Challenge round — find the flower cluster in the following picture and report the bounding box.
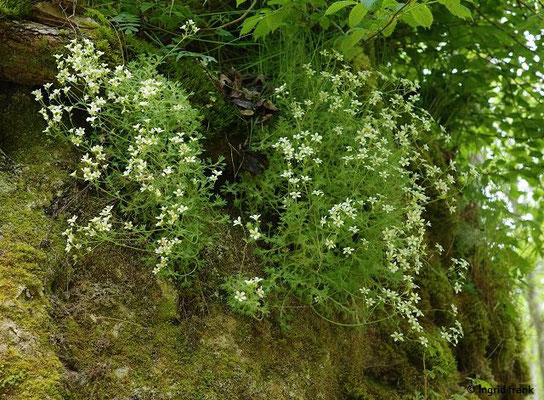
[233,214,262,242]
[35,39,224,278]
[223,275,268,319]
[62,206,113,256]
[449,257,470,294]
[233,50,470,348]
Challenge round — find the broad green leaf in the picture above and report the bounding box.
[382,18,397,37]
[325,1,357,15]
[382,0,400,9]
[362,0,379,9]
[517,12,544,30]
[253,18,271,38]
[341,28,367,55]
[410,4,433,28]
[438,0,471,20]
[400,12,419,27]
[348,4,368,28]
[266,9,290,32]
[240,15,261,35]
[216,28,234,38]
[140,2,155,12]
[318,15,331,29]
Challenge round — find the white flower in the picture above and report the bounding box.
[440,329,451,341]
[249,214,261,221]
[234,291,247,302]
[274,83,288,96]
[419,336,429,348]
[410,293,421,304]
[180,19,199,35]
[310,133,322,143]
[342,247,354,256]
[453,282,462,294]
[256,287,265,298]
[290,191,301,199]
[244,277,263,286]
[32,89,43,102]
[249,227,261,241]
[325,239,336,249]
[391,331,404,342]
[233,217,242,227]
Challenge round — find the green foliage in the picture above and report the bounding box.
[87,0,194,35]
[226,44,470,353]
[110,11,141,34]
[383,0,544,258]
[0,0,30,18]
[35,39,226,282]
[1,0,539,391]
[222,275,269,319]
[239,0,473,56]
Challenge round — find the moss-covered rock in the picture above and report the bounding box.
[0,84,71,399]
[0,39,529,400]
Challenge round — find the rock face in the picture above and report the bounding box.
[0,19,67,85]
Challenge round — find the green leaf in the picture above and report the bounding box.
[517,12,544,30]
[362,0,379,9]
[318,15,331,29]
[325,1,357,15]
[140,2,155,12]
[437,0,471,20]
[216,28,234,38]
[340,28,367,55]
[348,4,368,27]
[240,15,261,35]
[400,12,419,27]
[237,0,249,6]
[382,18,397,37]
[410,4,433,28]
[253,19,271,38]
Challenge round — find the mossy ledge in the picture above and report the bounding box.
[0,84,70,399]
[0,44,528,400]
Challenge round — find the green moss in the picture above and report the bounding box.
[345,378,406,400]
[0,86,70,399]
[0,34,60,86]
